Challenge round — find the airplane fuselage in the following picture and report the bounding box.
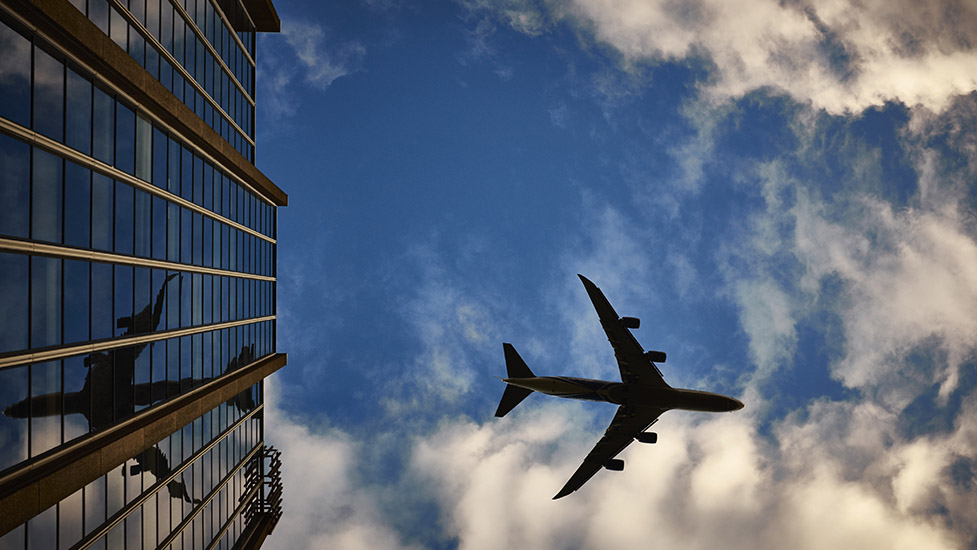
[502,376,743,413]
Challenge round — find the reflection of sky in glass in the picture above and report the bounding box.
[0,22,30,127]
[28,503,56,549]
[30,360,61,458]
[32,44,63,143]
[0,135,29,239]
[0,365,28,473]
[59,488,84,550]
[0,252,28,353]
[63,355,89,441]
[84,478,106,546]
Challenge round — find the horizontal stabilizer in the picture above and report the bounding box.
[503,343,535,378]
[495,384,533,417]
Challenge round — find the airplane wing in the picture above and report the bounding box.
[553,405,665,499]
[578,274,668,387]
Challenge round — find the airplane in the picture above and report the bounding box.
[495,274,744,499]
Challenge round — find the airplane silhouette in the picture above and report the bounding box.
[3,273,180,429]
[124,445,200,504]
[496,274,744,499]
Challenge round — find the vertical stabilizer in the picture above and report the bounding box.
[496,344,536,417]
[502,343,535,378]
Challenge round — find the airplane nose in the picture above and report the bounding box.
[730,398,744,411]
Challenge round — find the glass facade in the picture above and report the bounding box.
[0,0,283,547]
[69,0,257,161]
[2,383,263,550]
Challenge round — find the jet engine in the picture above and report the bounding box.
[620,317,640,329]
[635,432,657,444]
[604,459,624,471]
[644,350,666,363]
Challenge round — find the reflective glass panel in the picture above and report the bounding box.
[27,502,57,550]
[30,255,61,348]
[134,266,151,335]
[153,127,167,188]
[31,148,63,244]
[153,195,167,260]
[151,338,166,406]
[0,252,29,353]
[0,19,31,127]
[92,85,114,164]
[135,188,152,257]
[136,114,152,181]
[64,161,91,249]
[84,475,107,536]
[32,45,64,142]
[114,180,134,254]
[168,136,181,194]
[63,354,89,441]
[65,67,92,154]
[0,133,29,238]
[29,360,62,457]
[90,262,113,340]
[114,264,133,337]
[64,259,90,344]
[0,365,28,473]
[115,101,135,174]
[58,487,84,550]
[91,173,113,251]
[168,201,180,262]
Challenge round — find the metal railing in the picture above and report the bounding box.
[244,445,284,534]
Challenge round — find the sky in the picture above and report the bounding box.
[253,1,977,548]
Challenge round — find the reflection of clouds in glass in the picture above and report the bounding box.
[30,361,62,458]
[59,488,84,547]
[28,503,56,549]
[0,252,28,353]
[64,415,88,445]
[0,365,28,473]
[0,23,29,82]
[84,475,106,534]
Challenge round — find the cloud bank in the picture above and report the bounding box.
[471,0,977,113]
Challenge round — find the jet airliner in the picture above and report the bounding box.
[496,274,744,499]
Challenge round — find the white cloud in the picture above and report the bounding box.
[257,19,365,130]
[381,242,505,413]
[263,375,417,550]
[787,191,977,406]
[477,0,977,114]
[283,21,366,90]
[408,399,969,549]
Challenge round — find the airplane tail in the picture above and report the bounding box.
[495,343,535,417]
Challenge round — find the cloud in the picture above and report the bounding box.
[380,241,506,415]
[408,399,969,549]
[257,19,365,128]
[263,375,417,550]
[284,21,367,90]
[473,0,977,114]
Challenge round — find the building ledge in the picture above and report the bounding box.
[243,0,280,33]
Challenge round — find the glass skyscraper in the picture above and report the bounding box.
[0,0,286,548]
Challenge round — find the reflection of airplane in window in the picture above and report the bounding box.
[124,445,200,504]
[496,275,744,499]
[3,274,178,429]
[223,344,258,413]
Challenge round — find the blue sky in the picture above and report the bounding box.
[254,1,977,548]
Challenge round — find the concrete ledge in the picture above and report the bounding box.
[0,353,287,536]
[242,0,280,33]
[3,0,288,206]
